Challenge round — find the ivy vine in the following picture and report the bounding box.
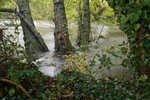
[106,0,150,76]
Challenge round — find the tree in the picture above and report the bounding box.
[0,0,49,58]
[16,0,49,58]
[53,0,74,55]
[76,0,91,46]
[76,0,83,46]
[82,0,91,44]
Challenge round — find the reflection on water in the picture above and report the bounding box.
[1,20,131,79]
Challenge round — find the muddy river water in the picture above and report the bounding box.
[1,20,132,80]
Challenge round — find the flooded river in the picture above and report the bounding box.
[1,19,132,80]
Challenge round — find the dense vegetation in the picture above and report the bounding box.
[107,0,150,76]
[0,0,115,22]
[1,0,150,100]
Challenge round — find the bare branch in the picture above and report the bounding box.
[96,25,105,43]
[0,8,15,13]
[0,78,32,98]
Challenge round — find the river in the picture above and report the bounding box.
[1,19,132,80]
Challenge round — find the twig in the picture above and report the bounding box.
[0,78,32,98]
[96,25,104,43]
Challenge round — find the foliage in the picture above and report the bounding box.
[59,70,150,100]
[55,42,150,100]
[1,0,150,99]
[0,0,11,7]
[30,0,53,20]
[64,41,131,76]
[0,28,52,100]
[0,0,117,22]
[106,0,150,76]
[0,0,16,19]
[90,0,117,24]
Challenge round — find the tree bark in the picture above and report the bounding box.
[82,0,91,44]
[16,0,49,58]
[76,0,83,46]
[53,0,74,55]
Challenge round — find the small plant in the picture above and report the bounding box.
[64,53,89,72]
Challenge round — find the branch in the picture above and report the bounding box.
[0,8,49,52]
[90,7,106,20]
[0,78,32,98]
[96,25,105,43]
[16,13,49,52]
[0,8,15,13]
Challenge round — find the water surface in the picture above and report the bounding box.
[1,20,131,79]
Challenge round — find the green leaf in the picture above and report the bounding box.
[9,88,15,96]
[142,0,150,7]
[41,93,46,100]
[56,82,61,90]
[57,73,62,81]
[127,13,139,24]
[134,24,141,31]
[137,10,142,16]
[143,10,147,19]
[120,16,128,24]
[50,92,56,98]
[145,34,150,37]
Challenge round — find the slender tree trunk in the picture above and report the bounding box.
[53,0,74,55]
[16,0,49,58]
[76,0,83,46]
[82,0,90,44]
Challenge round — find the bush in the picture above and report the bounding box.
[60,70,150,100]
[0,28,52,100]
[59,43,150,100]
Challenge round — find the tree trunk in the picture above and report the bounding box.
[53,0,74,55]
[0,8,49,54]
[82,0,90,44]
[76,0,83,46]
[16,0,49,58]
